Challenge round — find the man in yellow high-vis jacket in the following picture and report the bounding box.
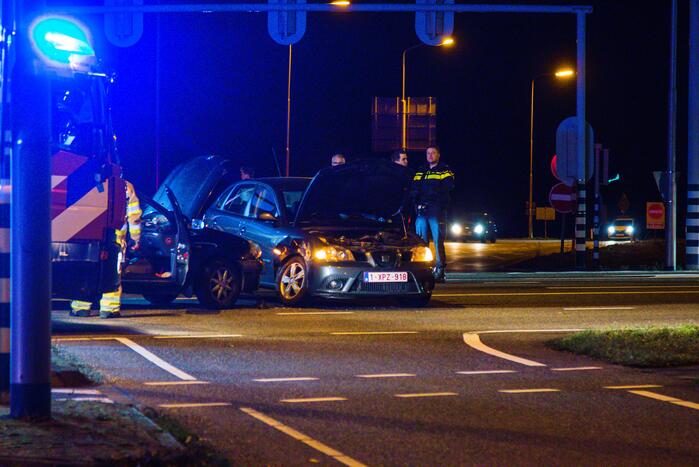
[70,180,142,318]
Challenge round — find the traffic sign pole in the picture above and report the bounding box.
[666,0,678,271]
[575,12,587,270]
[687,0,699,270]
[593,144,601,269]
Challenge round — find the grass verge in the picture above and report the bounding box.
[548,325,699,367]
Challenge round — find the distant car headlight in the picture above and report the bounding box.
[314,245,354,262]
[249,241,262,259]
[451,223,463,235]
[411,246,434,262]
[625,226,634,235]
[607,226,615,235]
[473,224,485,235]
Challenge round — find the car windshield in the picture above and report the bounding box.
[615,219,633,227]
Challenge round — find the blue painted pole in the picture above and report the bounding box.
[10,0,52,419]
[575,12,587,269]
[687,0,699,270]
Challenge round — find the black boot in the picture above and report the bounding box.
[433,265,446,283]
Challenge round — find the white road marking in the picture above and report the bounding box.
[159,402,232,409]
[563,306,636,311]
[628,390,699,411]
[52,336,119,341]
[241,407,367,467]
[551,366,602,371]
[395,392,458,398]
[550,285,699,289]
[115,337,197,381]
[52,388,102,394]
[482,281,541,285]
[355,373,416,378]
[605,384,662,389]
[254,377,319,382]
[463,332,547,367]
[144,381,210,386]
[330,331,418,335]
[55,397,114,403]
[435,290,699,297]
[280,397,347,403]
[152,334,243,339]
[456,370,518,375]
[475,329,584,334]
[499,388,560,394]
[277,312,355,315]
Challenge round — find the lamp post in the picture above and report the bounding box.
[528,68,574,239]
[401,37,454,150]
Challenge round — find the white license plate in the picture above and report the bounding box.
[364,272,408,283]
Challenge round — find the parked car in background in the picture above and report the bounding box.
[121,156,263,309]
[448,210,497,243]
[607,216,636,241]
[203,159,436,307]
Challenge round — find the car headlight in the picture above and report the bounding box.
[451,223,463,235]
[473,224,485,235]
[625,226,634,234]
[411,246,434,262]
[248,241,262,259]
[607,226,615,235]
[314,245,354,262]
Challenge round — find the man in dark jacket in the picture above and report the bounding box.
[411,145,454,282]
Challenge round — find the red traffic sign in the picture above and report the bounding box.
[549,183,576,214]
[646,201,665,229]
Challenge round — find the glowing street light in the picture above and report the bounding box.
[401,37,455,149]
[330,1,351,6]
[528,67,575,238]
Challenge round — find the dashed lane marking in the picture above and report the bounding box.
[330,331,419,335]
[435,290,699,297]
[355,373,416,378]
[475,329,584,334]
[54,397,114,403]
[277,312,355,315]
[563,306,636,311]
[628,390,699,411]
[241,407,367,467]
[115,337,198,381]
[551,367,603,371]
[52,388,101,394]
[456,370,518,375]
[280,397,347,403]
[499,389,560,394]
[152,334,243,339]
[394,392,458,398]
[462,332,546,367]
[159,402,232,409]
[144,381,210,386]
[550,285,699,289]
[254,377,319,382]
[605,385,663,390]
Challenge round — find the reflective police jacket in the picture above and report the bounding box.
[411,162,455,215]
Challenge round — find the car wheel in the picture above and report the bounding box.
[276,256,309,306]
[195,258,241,309]
[142,292,179,307]
[398,294,432,308]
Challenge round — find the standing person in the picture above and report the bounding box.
[240,165,255,180]
[70,180,142,318]
[392,150,409,167]
[331,153,346,166]
[411,146,454,282]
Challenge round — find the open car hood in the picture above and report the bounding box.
[152,155,237,220]
[294,159,413,227]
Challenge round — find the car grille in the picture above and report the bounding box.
[371,251,398,267]
[353,281,417,294]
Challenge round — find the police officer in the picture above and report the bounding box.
[70,180,142,318]
[411,145,454,282]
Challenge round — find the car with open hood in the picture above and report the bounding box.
[121,155,263,309]
[202,158,436,306]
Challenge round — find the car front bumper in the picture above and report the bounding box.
[308,263,435,299]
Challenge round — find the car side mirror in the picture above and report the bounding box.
[191,219,205,230]
[258,212,278,223]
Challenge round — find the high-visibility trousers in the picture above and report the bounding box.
[70,285,122,314]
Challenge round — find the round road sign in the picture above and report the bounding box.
[549,183,576,214]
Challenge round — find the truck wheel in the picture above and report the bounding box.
[276,256,309,306]
[195,258,241,309]
[142,292,179,307]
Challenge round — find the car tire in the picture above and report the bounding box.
[194,258,241,309]
[142,292,179,307]
[398,294,432,308]
[276,256,309,307]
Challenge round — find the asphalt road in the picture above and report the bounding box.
[52,274,699,465]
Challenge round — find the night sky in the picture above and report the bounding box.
[64,1,688,236]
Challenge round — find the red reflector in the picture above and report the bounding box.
[164,236,173,246]
[100,250,109,261]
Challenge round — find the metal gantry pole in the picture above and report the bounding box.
[666,0,678,270]
[574,12,587,269]
[11,0,52,419]
[687,0,699,270]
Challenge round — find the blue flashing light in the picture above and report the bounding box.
[29,16,95,68]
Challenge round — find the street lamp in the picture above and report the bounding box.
[528,68,574,239]
[401,37,454,150]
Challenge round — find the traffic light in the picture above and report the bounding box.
[29,16,95,70]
